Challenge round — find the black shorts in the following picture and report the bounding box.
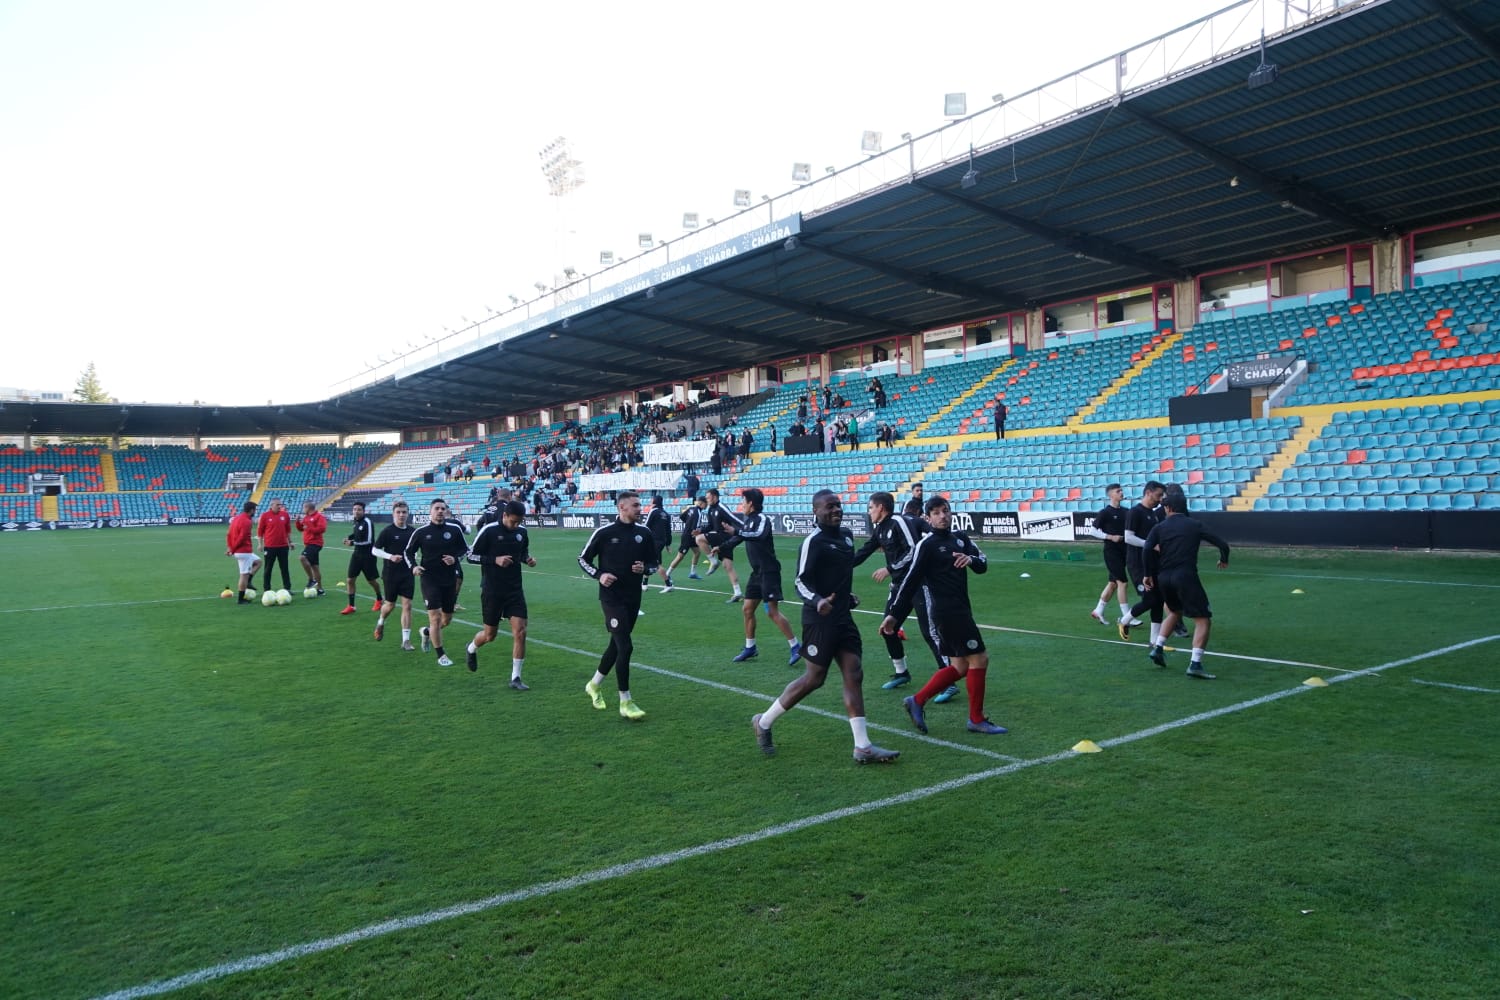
[347,548,378,581]
[420,574,458,613]
[703,532,733,555]
[678,533,697,555]
[382,566,415,601]
[1103,546,1128,583]
[482,585,528,627]
[1127,553,1148,593]
[800,618,862,667]
[1157,571,1212,619]
[745,568,783,603]
[932,613,986,659]
[302,543,322,565]
[600,596,641,635]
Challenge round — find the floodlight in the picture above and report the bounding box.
[861,130,882,154]
[791,163,812,182]
[599,250,615,266]
[638,233,654,248]
[944,93,967,117]
[562,267,577,280]
[733,189,751,207]
[682,212,699,230]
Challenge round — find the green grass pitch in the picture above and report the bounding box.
[2,526,1497,999]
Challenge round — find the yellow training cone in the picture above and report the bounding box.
[1303,676,1329,687]
[1072,739,1103,753]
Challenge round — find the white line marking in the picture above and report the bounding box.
[90,632,1500,1000]
[1412,678,1500,694]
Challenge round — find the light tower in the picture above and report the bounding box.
[538,137,585,302]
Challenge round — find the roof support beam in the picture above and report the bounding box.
[1429,0,1500,66]
[1118,105,1385,236]
[916,181,1188,279]
[798,238,1025,311]
[498,343,668,381]
[609,305,810,354]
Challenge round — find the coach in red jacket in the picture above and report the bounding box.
[257,498,294,593]
[296,501,328,595]
[226,500,261,604]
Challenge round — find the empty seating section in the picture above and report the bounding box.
[56,490,250,520]
[0,445,104,493]
[114,444,268,490]
[924,418,1302,514]
[358,442,482,486]
[928,340,1144,435]
[1257,400,1500,511]
[0,495,42,522]
[1090,277,1500,421]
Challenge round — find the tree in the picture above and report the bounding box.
[74,362,116,404]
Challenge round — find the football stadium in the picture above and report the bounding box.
[3,2,1499,997]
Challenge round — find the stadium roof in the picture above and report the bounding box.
[6,0,1499,442]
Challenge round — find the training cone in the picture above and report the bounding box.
[1291,588,1305,594]
[1072,739,1103,753]
[1019,572,1032,579]
[1303,676,1329,688]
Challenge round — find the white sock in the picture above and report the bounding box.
[744,638,756,649]
[467,642,477,654]
[761,698,787,727]
[1119,603,1131,621]
[892,657,907,673]
[401,629,410,642]
[787,637,797,648]
[619,689,632,702]
[377,615,386,626]
[1191,648,1204,664]
[591,670,607,686]
[850,716,870,747]
[1094,600,1106,615]
[512,658,524,679]
[1149,625,1161,645]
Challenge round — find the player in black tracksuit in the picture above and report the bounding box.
[853,490,947,691]
[341,501,384,612]
[717,488,801,665]
[662,496,707,587]
[883,495,1006,736]
[1086,484,1132,627]
[1120,481,1168,644]
[464,500,536,685]
[644,495,673,592]
[404,498,470,667]
[1143,485,1231,678]
[748,490,900,764]
[578,491,660,719]
[371,500,417,648]
[695,487,744,601]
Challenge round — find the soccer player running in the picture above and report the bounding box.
[341,501,385,615]
[884,495,1007,736]
[257,497,294,594]
[372,500,417,649]
[695,487,745,603]
[225,500,261,604]
[405,498,470,667]
[1086,483,1132,626]
[662,495,708,590]
[644,494,674,592]
[295,501,327,594]
[1118,480,1167,644]
[578,491,660,720]
[1142,485,1230,679]
[852,491,947,692]
[749,490,900,764]
[464,500,536,688]
[717,487,802,665]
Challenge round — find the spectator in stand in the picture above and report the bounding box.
[769,423,779,451]
[226,500,261,604]
[257,498,294,593]
[994,398,1008,440]
[797,396,809,423]
[295,501,327,594]
[847,415,860,451]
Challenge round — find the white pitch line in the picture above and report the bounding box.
[92,633,1496,1000]
[1412,678,1500,694]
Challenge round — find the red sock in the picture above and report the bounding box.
[915,665,961,706]
[966,668,988,724]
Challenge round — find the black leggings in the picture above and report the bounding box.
[597,630,634,691]
[262,547,291,590]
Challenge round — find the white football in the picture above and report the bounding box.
[261,591,277,606]
[276,590,292,606]
[303,586,319,599]
[245,588,258,601]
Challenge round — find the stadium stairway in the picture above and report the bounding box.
[250,450,282,505]
[41,495,59,520]
[98,450,119,492]
[1068,331,1182,429]
[1227,413,1330,511]
[912,357,1020,436]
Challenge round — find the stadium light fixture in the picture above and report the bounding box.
[901,132,912,142]
[599,250,615,266]
[1247,31,1278,89]
[960,145,980,189]
[638,232,654,248]
[533,281,548,292]
[508,294,520,305]
[861,130,882,154]
[991,92,1005,104]
[682,212,699,230]
[562,267,577,280]
[944,93,967,117]
[791,163,812,183]
[733,189,751,207]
